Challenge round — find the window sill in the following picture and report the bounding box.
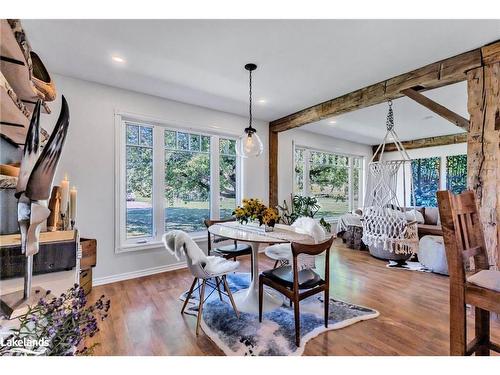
[115,233,208,253]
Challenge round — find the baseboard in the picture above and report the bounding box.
[92,261,187,286]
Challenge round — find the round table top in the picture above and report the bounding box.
[208,221,315,244]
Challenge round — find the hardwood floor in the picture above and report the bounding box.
[87,239,500,355]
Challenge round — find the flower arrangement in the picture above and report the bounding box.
[262,206,279,227]
[0,284,110,356]
[233,198,280,228]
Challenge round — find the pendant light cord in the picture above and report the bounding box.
[248,69,253,130]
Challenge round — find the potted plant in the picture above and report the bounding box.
[277,194,332,233]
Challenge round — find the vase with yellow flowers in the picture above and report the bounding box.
[233,198,280,231]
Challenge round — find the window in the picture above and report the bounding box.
[294,147,304,193]
[117,117,240,251]
[294,146,364,220]
[446,154,467,194]
[219,138,238,219]
[411,157,440,207]
[165,130,211,233]
[125,123,154,239]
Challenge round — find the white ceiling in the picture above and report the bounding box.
[302,81,468,145]
[22,19,499,142]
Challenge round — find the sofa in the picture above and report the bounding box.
[415,206,443,238]
[337,206,442,243]
[336,206,443,260]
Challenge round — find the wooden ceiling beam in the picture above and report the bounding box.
[401,88,469,130]
[270,48,483,132]
[371,132,467,158]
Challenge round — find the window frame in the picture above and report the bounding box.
[115,112,241,253]
[292,144,365,221]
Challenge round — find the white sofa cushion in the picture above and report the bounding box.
[467,270,500,292]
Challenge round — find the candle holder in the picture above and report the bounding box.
[60,205,70,231]
[60,212,67,230]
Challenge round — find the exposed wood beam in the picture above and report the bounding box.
[269,130,279,207]
[371,133,467,158]
[467,61,500,270]
[270,48,483,132]
[401,88,469,130]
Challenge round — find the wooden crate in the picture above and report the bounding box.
[0,230,77,279]
[80,238,96,270]
[80,268,92,296]
[79,238,96,295]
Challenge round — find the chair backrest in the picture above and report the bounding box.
[204,217,237,253]
[290,236,335,287]
[183,243,210,279]
[437,190,489,285]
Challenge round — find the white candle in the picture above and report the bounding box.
[60,174,70,215]
[70,186,77,221]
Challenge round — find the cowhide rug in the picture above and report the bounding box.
[386,260,431,272]
[180,272,379,356]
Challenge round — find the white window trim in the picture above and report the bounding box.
[114,111,241,253]
[292,144,366,219]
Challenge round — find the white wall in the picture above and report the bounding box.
[40,74,269,282]
[383,143,467,204]
[277,128,373,205]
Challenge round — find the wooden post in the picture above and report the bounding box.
[466,56,500,270]
[269,129,278,207]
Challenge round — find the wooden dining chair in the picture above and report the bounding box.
[259,236,335,347]
[204,218,253,278]
[437,190,500,356]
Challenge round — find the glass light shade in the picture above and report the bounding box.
[238,131,263,158]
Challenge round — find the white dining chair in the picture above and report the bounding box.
[162,230,240,335]
[264,217,327,268]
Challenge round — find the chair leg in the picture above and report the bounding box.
[294,295,301,347]
[324,288,329,328]
[250,252,254,280]
[181,277,198,314]
[475,307,490,356]
[449,299,467,355]
[222,275,239,318]
[259,276,264,322]
[215,277,223,301]
[196,280,206,335]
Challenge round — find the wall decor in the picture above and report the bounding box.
[0,97,70,318]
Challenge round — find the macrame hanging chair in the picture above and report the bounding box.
[362,100,419,255]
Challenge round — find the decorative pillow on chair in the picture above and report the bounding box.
[467,270,500,292]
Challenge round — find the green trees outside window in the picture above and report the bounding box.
[125,123,240,237]
[294,147,363,219]
[126,124,154,238]
[165,130,211,233]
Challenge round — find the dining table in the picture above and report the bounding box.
[208,221,315,314]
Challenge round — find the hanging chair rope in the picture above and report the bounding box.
[362,101,419,255]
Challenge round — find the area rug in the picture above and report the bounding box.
[180,273,379,356]
[386,260,431,272]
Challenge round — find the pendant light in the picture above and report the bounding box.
[237,63,263,158]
